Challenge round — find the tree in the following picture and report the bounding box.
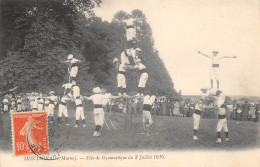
[0,0,99,94]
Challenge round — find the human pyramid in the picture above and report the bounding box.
[113,14,148,97]
[53,15,153,137]
[193,50,237,143]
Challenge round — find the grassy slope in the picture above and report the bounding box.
[0,109,260,152]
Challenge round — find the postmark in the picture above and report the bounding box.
[11,112,49,156]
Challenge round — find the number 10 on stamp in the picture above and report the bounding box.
[11,112,49,156]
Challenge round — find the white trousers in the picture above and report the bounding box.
[76,107,85,120]
[47,104,55,116]
[58,104,68,117]
[143,110,153,125]
[38,104,44,112]
[3,105,8,112]
[138,72,148,88]
[126,28,136,41]
[117,73,126,88]
[210,67,219,81]
[17,104,22,112]
[93,108,104,126]
[193,113,201,130]
[70,66,78,77]
[216,118,228,132]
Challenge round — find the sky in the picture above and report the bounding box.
[93,0,260,96]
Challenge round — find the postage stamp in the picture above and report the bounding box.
[11,112,49,156]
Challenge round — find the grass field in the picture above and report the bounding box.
[1,109,260,153]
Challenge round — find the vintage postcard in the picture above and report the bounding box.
[0,0,260,166]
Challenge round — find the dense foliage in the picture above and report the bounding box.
[0,0,179,98]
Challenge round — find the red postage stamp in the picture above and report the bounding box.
[11,112,49,156]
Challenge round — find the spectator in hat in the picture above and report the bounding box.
[16,95,23,112]
[241,101,250,121]
[255,100,260,122]
[249,104,256,122]
[236,104,242,121]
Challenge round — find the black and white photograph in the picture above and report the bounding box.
[0,0,260,166]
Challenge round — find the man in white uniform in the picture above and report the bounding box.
[57,94,71,125]
[29,92,35,111]
[216,104,229,143]
[2,96,9,114]
[16,95,23,112]
[63,54,81,83]
[74,96,86,128]
[48,91,57,123]
[37,97,44,112]
[44,98,50,114]
[193,98,206,140]
[134,59,148,96]
[113,58,127,96]
[84,87,111,137]
[71,80,80,99]
[31,97,39,112]
[198,51,237,89]
[125,15,136,42]
[142,95,156,136]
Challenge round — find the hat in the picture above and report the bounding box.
[212,51,219,54]
[67,54,73,60]
[135,48,141,52]
[93,87,101,94]
[49,91,55,95]
[113,57,119,63]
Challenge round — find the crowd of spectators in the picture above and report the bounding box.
[2,92,260,123]
[106,96,260,123]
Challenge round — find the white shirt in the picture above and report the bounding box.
[75,98,83,106]
[211,55,224,64]
[216,93,225,107]
[218,108,227,115]
[32,100,38,109]
[143,95,156,105]
[88,93,111,105]
[125,18,134,26]
[118,64,126,72]
[72,85,80,98]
